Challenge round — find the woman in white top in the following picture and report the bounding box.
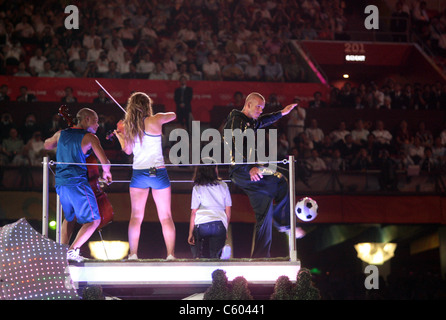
[188,160,232,259]
[115,92,176,260]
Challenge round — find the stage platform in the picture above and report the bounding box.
[68,259,301,300]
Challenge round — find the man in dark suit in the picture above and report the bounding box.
[174,75,193,130]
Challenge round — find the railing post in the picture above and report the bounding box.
[42,156,49,237]
[288,155,297,261]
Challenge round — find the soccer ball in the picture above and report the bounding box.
[295,197,318,222]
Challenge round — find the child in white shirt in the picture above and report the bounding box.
[188,161,232,259]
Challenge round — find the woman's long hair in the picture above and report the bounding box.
[193,158,221,186]
[123,92,153,147]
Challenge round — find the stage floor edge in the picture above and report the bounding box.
[68,259,301,287]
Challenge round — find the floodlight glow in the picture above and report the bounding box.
[88,241,129,260]
[354,242,397,265]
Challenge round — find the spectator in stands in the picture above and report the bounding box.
[178,21,197,48]
[67,40,82,63]
[415,121,433,147]
[94,89,111,104]
[14,15,35,40]
[420,147,438,172]
[43,113,64,139]
[118,51,133,75]
[96,51,110,75]
[140,19,158,46]
[119,18,137,47]
[395,119,413,153]
[308,91,328,108]
[264,54,284,82]
[38,61,55,77]
[161,52,178,79]
[61,87,77,104]
[149,62,169,80]
[287,102,306,148]
[421,84,437,109]
[225,32,242,54]
[23,131,46,166]
[266,93,282,110]
[3,42,24,66]
[400,83,414,109]
[0,127,26,166]
[305,118,325,149]
[407,136,425,165]
[227,91,244,108]
[338,133,359,165]
[0,84,10,102]
[337,82,355,108]
[16,86,37,102]
[0,112,15,139]
[432,136,446,162]
[108,38,126,67]
[329,121,350,144]
[391,0,410,42]
[244,54,263,81]
[381,95,392,110]
[83,61,99,78]
[171,63,190,81]
[188,63,203,81]
[284,53,305,83]
[390,82,405,109]
[351,119,369,146]
[13,61,31,77]
[28,48,46,76]
[82,29,101,50]
[68,48,86,76]
[329,148,346,171]
[317,135,335,163]
[20,113,41,143]
[55,62,75,78]
[87,38,104,62]
[202,53,222,81]
[174,75,193,130]
[372,120,393,148]
[306,149,327,171]
[104,61,121,79]
[350,148,374,171]
[221,54,244,81]
[377,149,398,191]
[295,132,313,159]
[412,0,430,33]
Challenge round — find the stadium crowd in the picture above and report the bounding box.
[1,0,446,183]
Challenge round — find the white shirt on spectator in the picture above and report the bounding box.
[372,129,392,144]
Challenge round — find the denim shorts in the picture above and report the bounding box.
[129,168,171,189]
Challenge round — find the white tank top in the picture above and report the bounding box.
[132,132,165,169]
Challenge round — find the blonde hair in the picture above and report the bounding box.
[245,92,265,106]
[123,92,153,147]
[76,108,96,125]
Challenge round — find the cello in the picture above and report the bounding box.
[58,105,114,230]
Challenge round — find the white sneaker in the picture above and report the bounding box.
[67,248,85,262]
[220,245,231,260]
[166,254,176,260]
[128,254,138,260]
